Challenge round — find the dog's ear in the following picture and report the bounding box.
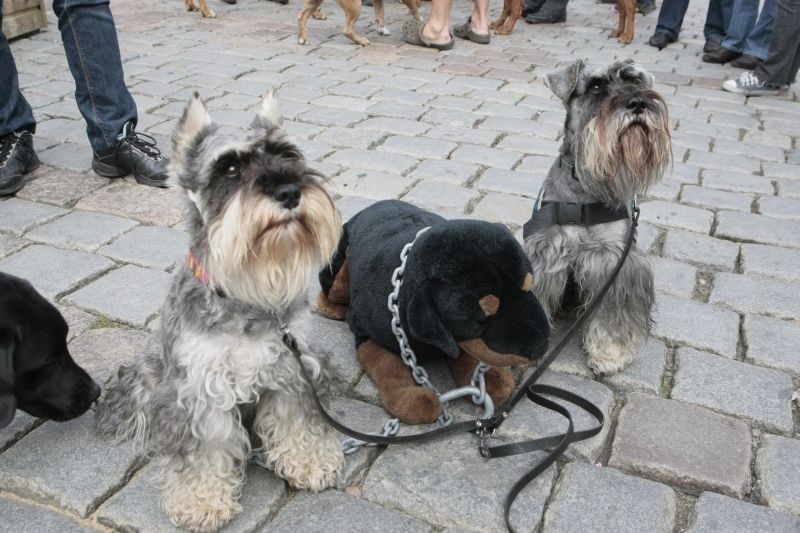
[0,328,17,429]
[171,92,214,166]
[546,59,586,102]
[252,90,282,130]
[404,285,460,359]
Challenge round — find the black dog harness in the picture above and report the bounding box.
[285,207,640,533]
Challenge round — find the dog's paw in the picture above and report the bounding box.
[164,488,241,533]
[610,29,622,38]
[276,439,343,492]
[312,7,326,19]
[298,36,309,45]
[377,25,391,36]
[618,34,633,45]
[587,342,635,375]
[201,8,216,17]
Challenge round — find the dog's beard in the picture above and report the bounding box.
[206,181,340,308]
[578,95,671,208]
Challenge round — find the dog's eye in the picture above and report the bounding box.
[225,165,239,178]
[589,81,604,93]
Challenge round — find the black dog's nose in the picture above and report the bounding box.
[273,184,301,209]
[627,95,647,115]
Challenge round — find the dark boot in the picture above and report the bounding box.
[525,0,567,23]
[522,0,546,17]
[0,131,39,196]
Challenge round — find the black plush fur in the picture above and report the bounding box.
[320,200,551,361]
[0,272,100,428]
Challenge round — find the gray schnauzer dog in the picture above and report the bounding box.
[95,93,343,531]
[524,59,671,375]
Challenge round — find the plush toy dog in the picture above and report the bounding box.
[318,200,551,424]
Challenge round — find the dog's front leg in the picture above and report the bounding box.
[161,409,248,532]
[524,229,572,322]
[575,244,654,375]
[254,389,343,492]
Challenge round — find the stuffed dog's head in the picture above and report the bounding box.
[0,273,101,428]
[170,92,341,308]
[400,221,550,366]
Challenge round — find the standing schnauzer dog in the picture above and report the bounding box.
[95,93,344,531]
[524,59,671,375]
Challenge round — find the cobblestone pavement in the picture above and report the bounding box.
[2,0,799,530]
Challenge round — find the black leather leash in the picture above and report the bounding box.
[283,206,639,532]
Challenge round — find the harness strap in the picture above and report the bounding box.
[522,201,629,240]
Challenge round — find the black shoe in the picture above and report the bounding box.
[702,47,741,64]
[524,5,566,23]
[362,0,372,5]
[0,131,40,196]
[648,32,675,49]
[703,39,722,53]
[730,54,762,70]
[92,122,169,188]
[636,0,655,14]
[268,0,288,4]
[522,0,545,16]
[220,0,236,4]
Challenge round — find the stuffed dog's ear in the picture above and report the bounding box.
[0,328,17,429]
[545,59,586,102]
[404,286,459,359]
[252,90,282,130]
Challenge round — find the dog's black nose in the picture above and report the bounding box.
[273,184,301,209]
[627,96,647,115]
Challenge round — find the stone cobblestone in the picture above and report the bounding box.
[710,273,800,321]
[401,180,480,213]
[652,294,739,357]
[661,230,739,270]
[0,198,67,234]
[756,435,800,517]
[741,242,800,282]
[715,211,800,249]
[688,492,800,533]
[638,200,713,233]
[744,314,800,377]
[98,226,188,270]
[26,211,139,253]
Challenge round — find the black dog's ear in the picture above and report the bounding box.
[404,286,459,359]
[0,328,17,429]
[546,59,586,103]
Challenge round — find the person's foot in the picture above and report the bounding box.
[522,0,545,16]
[524,4,566,23]
[636,0,656,14]
[702,46,741,64]
[220,0,236,4]
[730,54,762,70]
[722,71,783,96]
[648,32,674,49]
[92,122,169,188]
[703,39,722,53]
[0,131,40,196]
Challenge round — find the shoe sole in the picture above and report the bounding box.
[0,154,40,196]
[92,159,130,178]
[134,175,169,188]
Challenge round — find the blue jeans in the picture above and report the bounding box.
[654,0,733,42]
[721,0,776,60]
[0,0,137,151]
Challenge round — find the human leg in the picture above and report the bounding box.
[754,0,800,86]
[741,0,777,60]
[704,0,734,45]
[719,0,758,53]
[652,0,691,41]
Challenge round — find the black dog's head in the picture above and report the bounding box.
[401,221,551,365]
[0,273,100,428]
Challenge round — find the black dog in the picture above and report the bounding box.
[318,200,551,424]
[0,272,100,428]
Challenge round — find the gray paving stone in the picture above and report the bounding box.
[710,272,800,320]
[500,371,615,462]
[762,161,800,179]
[38,142,92,172]
[57,304,95,342]
[639,200,713,233]
[668,162,702,184]
[357,117,430,136]
[609,394,752,497]
[636,223,660,254]
[672,348,794,434]
[744,314,800,377]
[776,178,800,198]
[26,211,138,252]
[0,233,30,259]
[378,135,457,160]
[425,124,500,147]
[475,168,545,199]
[449,145,523,170]
[69,328,152,384]
[662,230,739,270]
[688,492,800,533]
[646,180,682,202]
[0,498,93,532]
[335,196,379,223]
[327,399,390,488]
[650,256,697,298]
[542,462,676,533]
[713,139,786,162]
[741,243,800,282]
[401,180,480,213]
[331,169,413,200]
[264,490,431,532]
[652,294,739,357]
[0,198,67,234]
[313,127,386,149]
[0,414,140,518]
[370,88,432,105]
[75,183,184,226]
[602,337,667,395]
[470,192,533,225]
[323,148,417,176]
[0,412,38,453]
[716,211,800,249]
[756,434,800,517]
[306,313,359,386]
[98,463,285,533]
[366,101,426,120]
[16,169,107,208]
[757,195,800,221]
[64,265,172,327]
[406,159,480,186]
[98,226,189,270]
[363,432,555,532]
[702,170,774,194]
[681,185,754,212]
[0,245,113,300]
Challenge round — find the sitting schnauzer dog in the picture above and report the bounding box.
[95,93,344,531]
[524,59,671,375]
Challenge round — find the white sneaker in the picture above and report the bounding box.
[722,71,783,96]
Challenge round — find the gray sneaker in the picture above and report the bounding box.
[722,71,783,96]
